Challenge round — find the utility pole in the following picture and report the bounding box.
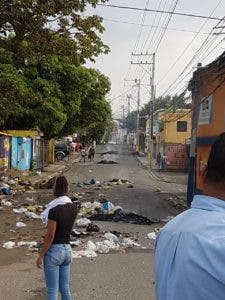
[127,94,132,115]
[121,105,125,120]
[150,53,155,165]
[131,52,155,160]
[124,79,141,151]
[135,79,141,151]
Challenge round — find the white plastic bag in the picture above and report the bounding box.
[147,232,157,241]
[76,218,91,227]
[72,250,97,259]
[121,238,141,248]
[102,240,120,251]
[13,207,27,214]
[3,241,15,249]
[25,211,40,219]
[96,242,110,254]
[16,222,26,228]
[86,241,97,252]
[104,232,119,243]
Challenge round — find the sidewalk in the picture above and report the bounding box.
[30,151,81,188]
[136,155,188,186]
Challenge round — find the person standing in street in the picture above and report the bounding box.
[36,176,77,300]
[154,132,225,300]
[92,140,96,149]
[156,152,161,169]
[80,146,87,163]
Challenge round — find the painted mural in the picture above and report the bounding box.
[0,136,10,171]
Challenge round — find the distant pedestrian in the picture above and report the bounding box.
[37,176,77,300]
[156,152,161,169]
[80,147,87,163]
[93,140,96,149]
[161,154,167,171]
[154,132,225,300]
[88,147,95,162]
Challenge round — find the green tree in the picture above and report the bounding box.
[0,0,109,65]
[0,49,111,138]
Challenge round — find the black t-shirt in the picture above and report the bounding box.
[48,203,77,244]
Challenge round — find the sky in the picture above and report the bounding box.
[86,0,225,118]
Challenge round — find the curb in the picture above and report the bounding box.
[136,156,162,181]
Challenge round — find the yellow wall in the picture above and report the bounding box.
[157,110,191,144]
[3,130,40,138]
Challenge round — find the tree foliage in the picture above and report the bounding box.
[0,1,112,140]
[0,49,111,138]
[0,0,109,65]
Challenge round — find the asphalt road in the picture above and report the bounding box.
[0,144,187,300]
[66,144,186,220]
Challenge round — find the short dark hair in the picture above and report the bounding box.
[54,175,69,197]
[205,132,225,186]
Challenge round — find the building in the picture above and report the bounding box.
[154,109,191,171]
[2,130,54,171]
[187,51,225,205]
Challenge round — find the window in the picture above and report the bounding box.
[177,121,187,132]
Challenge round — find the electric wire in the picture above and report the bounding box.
[157,0,224,86]
[97,3,223,21]
[102,18,210,35]
[160,17,225,97]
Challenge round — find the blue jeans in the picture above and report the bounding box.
[44,244,72,300]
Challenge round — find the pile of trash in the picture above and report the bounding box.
[0,175,36,196]
[70,231,143,259]
[3,241,38,250]
[76,195,153,225]
[75,178,134,189]
[1,194,44,250]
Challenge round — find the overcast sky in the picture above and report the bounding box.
[86,0,225,118]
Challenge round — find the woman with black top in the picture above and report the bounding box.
[36,175,77,300]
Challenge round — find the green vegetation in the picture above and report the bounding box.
[0,1,112,140]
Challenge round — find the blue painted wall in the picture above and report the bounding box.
[11,137,32,170]
[11,137,18,169]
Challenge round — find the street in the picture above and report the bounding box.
[0,144,187,300]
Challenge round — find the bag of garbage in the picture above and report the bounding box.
[70,240,81,247]
[86,241,97,252]
[72,250,97,259]
[25,211,40,219]
[16,222,26,228]
[147,232,157,241]
[1,187,12,195]
[104,232,119,243]
[76,218,91,227]
[101,201,114,211]
[13,207,27,214]
[1,199,12,207]
[3,241,15,249]
[96,242,110,254]
[121,238,141,248]
[86,223,100,232]
[102,240,120,251]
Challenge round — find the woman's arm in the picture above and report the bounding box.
[36,219,56,268]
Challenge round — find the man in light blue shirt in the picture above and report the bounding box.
[154,132,225,300]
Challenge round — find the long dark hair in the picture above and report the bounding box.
[54,175,69,197]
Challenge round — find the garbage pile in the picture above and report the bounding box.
[76,195,153,225]
[1,193,44,250]
[0,175,36,196]
[70,230,144,259]
[75,178,134,189]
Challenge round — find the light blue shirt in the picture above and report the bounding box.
[154,195,225,300]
